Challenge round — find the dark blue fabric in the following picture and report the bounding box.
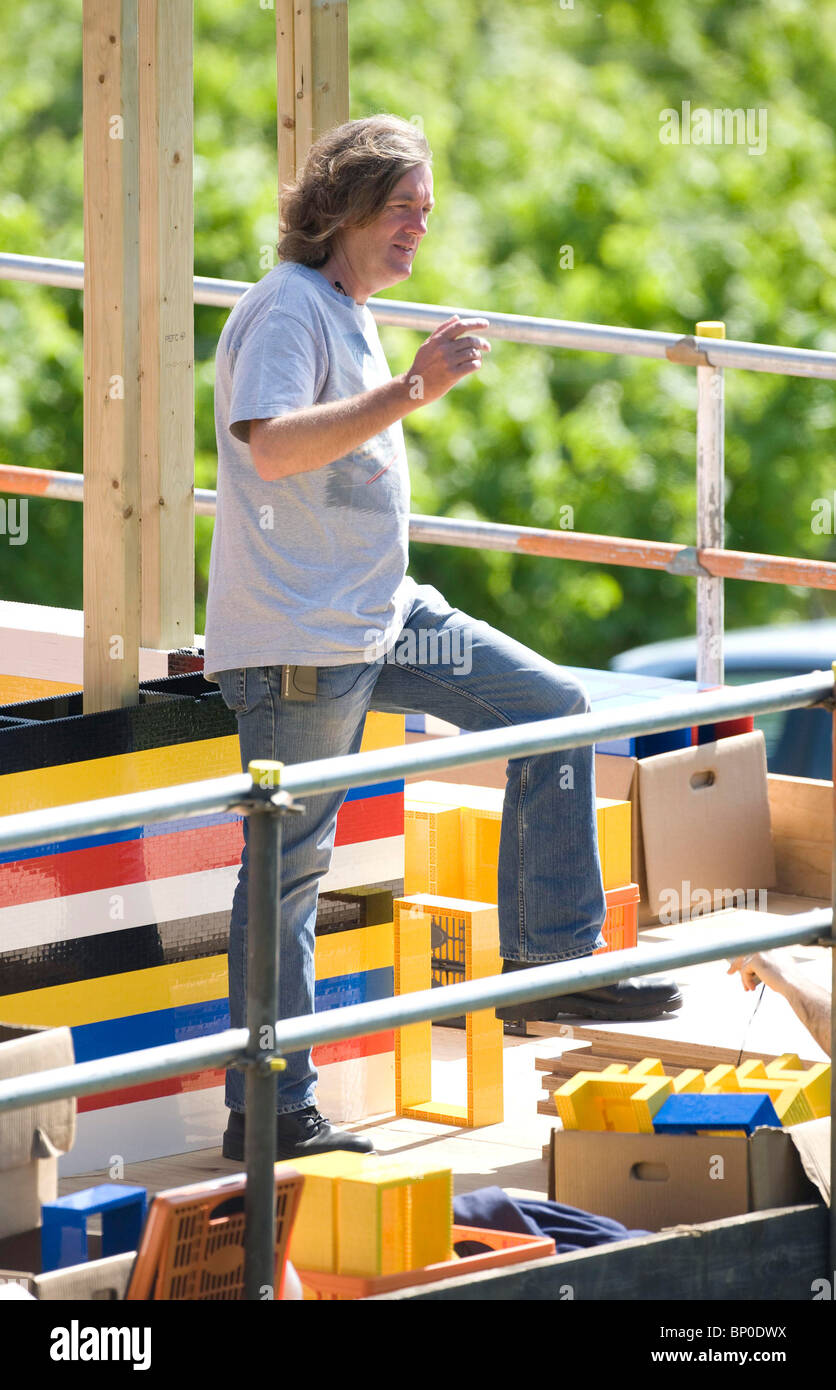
[453,1186,650,1254]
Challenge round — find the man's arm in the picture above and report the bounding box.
[728,951,832,1057]
[247,375,413,482]
[242,314,491,482]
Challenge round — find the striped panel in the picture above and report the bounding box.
[77,1067,225,1114]
[0,913,231,994]
[0,676,82,704]
[0,796,400,911]
[0,867,240,952]
[60,1087,230,1177]
[312,1031,394,1068]
[0,956,228,1029]
[71,999,230,1063]
[0,840,404,952]
[0,711,404,818]
[0,735,244,816]
[314,921,393,981]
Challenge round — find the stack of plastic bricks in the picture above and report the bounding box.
[554,1055,831,1133]
[0,661,405,1173]
[404,779,639,957]
[274,1151,453,1289]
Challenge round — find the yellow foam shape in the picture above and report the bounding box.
[735,1061,815,1126]
[764,1055,831,1119]
[274,1152,373,1273]
[672,1069,708,1093]
[703,1065,740,1091]
[555,1068,673,1133]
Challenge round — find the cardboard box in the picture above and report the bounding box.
[549,1124,824,1231]
[596,732,777,926]
[0,1022,75,1242]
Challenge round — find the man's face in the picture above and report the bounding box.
[340,163,434,296]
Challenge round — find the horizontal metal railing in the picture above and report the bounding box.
[0,671,832,852]
[3,252,836,378]
[2,464,835,593]
[0,911,830,1115]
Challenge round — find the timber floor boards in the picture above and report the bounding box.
[58,895,831,1206]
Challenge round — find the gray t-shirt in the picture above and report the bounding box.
[203,262,416,679]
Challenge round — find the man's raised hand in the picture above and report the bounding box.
[403,315,492,408]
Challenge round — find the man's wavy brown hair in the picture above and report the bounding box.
[277,115,432,267]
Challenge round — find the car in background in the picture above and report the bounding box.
[609,619,835,780]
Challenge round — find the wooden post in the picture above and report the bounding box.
[276,0,349,218]
[138,0,195,653]
[83,0,194,714]
[83,0,142,713]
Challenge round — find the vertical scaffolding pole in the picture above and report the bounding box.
[242,763,282,1302]
[241,761,301,1302]
[695,320,726,688]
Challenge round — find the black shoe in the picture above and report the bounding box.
[221,1106,375,1163]
[495,957,682,1023]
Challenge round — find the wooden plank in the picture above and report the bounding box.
[275,0,348,209]
[768,773,832,898]
[768,773,833,845]
[292,0,313,171]
[82,0,142,713]
[138,0,194,651]
[311,0,349,140]
[370,1204,827,1301]
[275,0,296,216]
[537,1027,821,1070]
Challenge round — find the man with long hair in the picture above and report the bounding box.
[204,115,681,1162]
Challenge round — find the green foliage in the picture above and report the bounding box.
[1,0,834,663]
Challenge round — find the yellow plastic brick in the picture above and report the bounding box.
[596,798,632,890]
[555,1062,673,1133]
[394,894,503,1127]
[735,1061,815,1127]
[394,899,432,1111]
[336,1167,413,1278]
[274,1151,372,1273]
[404,801,463,897]
[764,1054,831,1119]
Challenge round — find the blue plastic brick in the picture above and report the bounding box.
[652,1092,782,1136]
[41,1182,147,1271]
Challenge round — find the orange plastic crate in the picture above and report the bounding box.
[298,1224,555,1300]
[593,882,639,955]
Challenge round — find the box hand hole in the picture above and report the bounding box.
[630,1162,670,1184]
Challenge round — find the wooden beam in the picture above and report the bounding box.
[138,0,195,651]
[276,0,349,223]
[82,0,142,713]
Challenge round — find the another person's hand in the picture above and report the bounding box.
[405,315,492,406]
[727,950,788,995]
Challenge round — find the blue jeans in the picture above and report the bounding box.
[214,582,607,1114]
